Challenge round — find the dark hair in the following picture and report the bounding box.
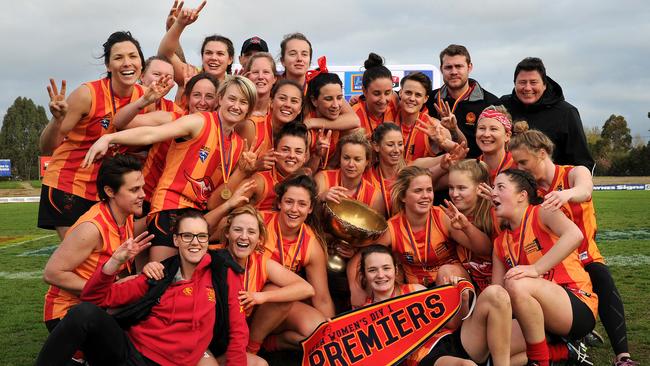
[439,44,471,65]
[183,72,220,101]
[101,31,145,79]
[143,55,172,74]
[201,35,235,74]
[514,57,547,84]
[96,154,142,201]
[362,53,392,90]
[172,208,208,234]
[500,168,544,205]
[371,122,401,144]
[271,78,304,99]
[280,32,313,64]
[358,245,400,290]
[400,72,432,92]
[274,122,309,149]
[306,73,342,101]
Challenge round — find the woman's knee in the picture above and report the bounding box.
[503,277,536,300]
[479,285,511,311]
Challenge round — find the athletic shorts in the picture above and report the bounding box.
[37,185,97,230]
[147,209,204,247]
[135,201,151,220]
[562,287,596,340]
[419,329,470,365]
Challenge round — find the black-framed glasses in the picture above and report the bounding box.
[176,232,210,243]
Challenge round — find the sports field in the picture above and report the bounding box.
[1,191,649,365]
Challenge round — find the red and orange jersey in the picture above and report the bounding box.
[249,112,273,154]
[353,98,398,138]
[43,201,134,321]
[305,111,341,169]
[149,112,244,213]
[493,205,598,316]
[261,211,320,274]
[364,165,395,218]
[319,169,380,208]
[478,151,515,186]
[455,211,499,293]
[43,78,145,201]
[394,111,438,164]
[254,168,285,212]
[537,165,603,265]
[156,97,183,113]
[388,207,459,287]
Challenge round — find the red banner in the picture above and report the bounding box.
[39,156,51,178]
[301,281,474,366]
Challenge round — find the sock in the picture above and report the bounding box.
[548,342,569,361]
[526,340,549,366]
[262,335,279,352]
[247,340,262,354]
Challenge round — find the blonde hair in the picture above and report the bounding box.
[448,159,494,237]
[220,205,266,251]
[217,75,258,119]
[245,52,278,76]
[333,130,372,169]
[390,166,433,215]
[509,121,555,156]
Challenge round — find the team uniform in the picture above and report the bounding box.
[353,97,398,138]
[364,165,395,218]
[261,211,320,274]
[394,111,439,164]
[147,112,245,246]
[43,201,134,323]
[478,151,515,186]
[248,112,273,154]
[253,168,286,212]
[319,169,380,208]
[304,111,341,170]
[493,205,598,337]
[38,78,145,229]
[456,209,501,293]
[387,207,460,287]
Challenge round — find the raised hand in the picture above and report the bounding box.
[434,100,452,120]
[143,75,174,105]
[165,0,184,30]
[227,179,257,207]
[238,139,259,174]
[440,141,468,171]
[416,118,445,146]
[112,231,155,265]
[47,78,67,120]
[315,128,332,157]
[254,148,278,172]
[440,112,458,132]
[175,0,206,27]
[142,261,165,280]
[443,199,471,231]
[182,63,199,87]
[477,182,494,202]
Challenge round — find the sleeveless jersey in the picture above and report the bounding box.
[320,169,380,208]
[43,201,134,321]
[537,165,603,265]
[353,98,398,138]
[455,208,501,292]
[43,78,145,200]
[254,168,285,212]
[388,207,459,286]
[261,211,320,274]
[478,151,515,185]
[364,165,396,218]
[394,110,437,164]
[149,112,244,213]
[493,205,598,316]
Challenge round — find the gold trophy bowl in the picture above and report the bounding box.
[324,198,388,272]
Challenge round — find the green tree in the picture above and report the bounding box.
[0,97,48,180]
[600,114,632,153]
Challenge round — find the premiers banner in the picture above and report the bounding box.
[301,281,474,366]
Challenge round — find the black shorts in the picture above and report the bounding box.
[419,329,471,366]
[563,287,596,340]
[37,185,97,230]
[135,200,151,219]
[147,209,194,247]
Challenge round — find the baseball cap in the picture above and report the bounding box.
[241,36,268,55]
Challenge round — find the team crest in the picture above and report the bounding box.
[206,288,216,302]
[524,239,542,254]
[183,171,215,210]
[100,116,110,129]
[198,146,211,162]
[183,287,193,296]
[466,112,476,125]
[505,257,514,269]
[403,252,415,264]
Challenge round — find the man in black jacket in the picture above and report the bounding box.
[501,57,594,170]
[426,44,500,159]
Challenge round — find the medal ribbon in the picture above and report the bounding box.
[506,205,533,267]
[437,83,473,114]
[404,211,435,269]
[243,257,251,291]
[216,113,235,185]
[338,171,363,201]
[377,167,391,217]
[398,114,417,162]
[276,216,306,271]
[480,152,510,182]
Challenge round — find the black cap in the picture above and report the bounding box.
[241,36,268,55]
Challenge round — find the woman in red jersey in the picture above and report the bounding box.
[39,31,146,239]
[366,122,405,218]
[246,175,334,354]
[509,123,637,365]
[84,76,258,262]
[491,169,597,366]
[37,209,247,366]
[353,53,398,137]
[358,245,513,366]
[475,105,515,185]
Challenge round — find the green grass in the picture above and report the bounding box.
[0,181,22,189]
[29,180,42,189]
[1,192,649,365]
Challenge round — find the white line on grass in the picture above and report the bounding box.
[0,271,43,279]
[0,234,56,250]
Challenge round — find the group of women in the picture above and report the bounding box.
[36,2,635,365]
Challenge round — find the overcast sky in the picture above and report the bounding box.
[2,0,649,140]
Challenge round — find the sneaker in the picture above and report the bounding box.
[582,330,605,347]
[613,357,640,366]
[567,340,593,366]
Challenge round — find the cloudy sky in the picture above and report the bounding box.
[2,0,649,140]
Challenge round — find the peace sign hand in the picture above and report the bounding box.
[112,231,155,265]
[165,0,184,30]
[238,139,260,174]
[315,128,332,157]
[416,118,445,146]
[254,148,278,172]
[440,112,458,131]
[434,100,452,120]
[47,78,67,121]
[443,199,471,231]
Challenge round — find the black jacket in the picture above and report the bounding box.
[501,77,594,170]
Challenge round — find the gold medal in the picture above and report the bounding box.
[220,188,232,200]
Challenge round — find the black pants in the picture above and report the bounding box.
[36,302,157,366]
[586,262,628,355]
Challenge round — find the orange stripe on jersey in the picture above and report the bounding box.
[538,165,603,265]
[254,168,284,212]
[250,112,272,153]
[388,207,458,287]
[353,98,398,138]
[43,202,134,321]
[149,112,244,213]
[479,151,515,185]
[305,112,341,169]
[493,205,598,316]
[261,211,318,273]
[394,111,437,164]
[320,169,379,208]
[43,78,145,200]
[156,97,183,113]
[365,165,394,218]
